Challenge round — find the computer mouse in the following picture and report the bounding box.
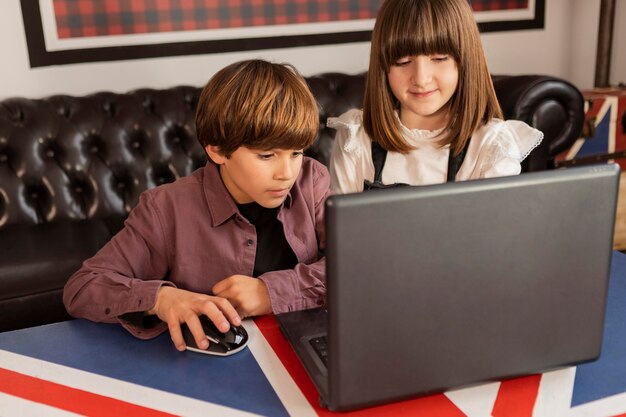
[181,315,249,356]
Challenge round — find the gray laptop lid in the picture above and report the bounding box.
[280,164,620,411]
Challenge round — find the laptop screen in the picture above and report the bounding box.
[281,164,620,411]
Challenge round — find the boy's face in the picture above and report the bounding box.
[207,146,305,208]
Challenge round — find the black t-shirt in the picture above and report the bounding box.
[237,202,298,277]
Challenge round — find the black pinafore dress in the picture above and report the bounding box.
[363,140,471,190]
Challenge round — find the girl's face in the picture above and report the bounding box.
[387,54,459,131]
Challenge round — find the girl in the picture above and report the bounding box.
[328,0,543,193]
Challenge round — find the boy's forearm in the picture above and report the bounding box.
[65,267,172,339]
[64,265,166,320]
[259,257,326,314]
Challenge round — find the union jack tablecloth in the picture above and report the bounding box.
[1,251,625,417]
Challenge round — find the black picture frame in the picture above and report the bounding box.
[21,0,545,68]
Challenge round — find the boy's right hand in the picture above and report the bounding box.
[147,286,241,352]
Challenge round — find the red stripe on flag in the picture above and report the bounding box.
[254,315,466,417]
[0,367,177,417]
[492,374,542,417]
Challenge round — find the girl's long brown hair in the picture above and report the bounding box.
[363,0,502,155]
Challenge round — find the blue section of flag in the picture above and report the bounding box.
[0,320,289,417]
[577,109,611,157]
[572,251,626,406]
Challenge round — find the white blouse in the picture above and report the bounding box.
[327,109,544,194]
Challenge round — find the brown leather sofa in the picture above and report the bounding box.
[0,72,584,331]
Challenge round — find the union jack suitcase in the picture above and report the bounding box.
[556,88,626,170]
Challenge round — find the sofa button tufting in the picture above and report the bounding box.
[104,308,111,315]
[90,146,99,153]
[0,154,6,162]
[46,150,54,158]
[247,239,254,246]
[8,108,25,123]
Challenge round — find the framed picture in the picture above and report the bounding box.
[21,0,545,68]
[472,0,545,32]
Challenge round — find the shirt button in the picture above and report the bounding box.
[247,239,254,246]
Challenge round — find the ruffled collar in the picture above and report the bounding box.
[395,111,445,142]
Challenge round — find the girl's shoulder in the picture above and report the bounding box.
[326,108,363,130]
[475,119,544,161]
[326,109,370,156]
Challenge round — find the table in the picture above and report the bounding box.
[1,251,626,417]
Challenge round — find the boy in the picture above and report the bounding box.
[63,60,330,352]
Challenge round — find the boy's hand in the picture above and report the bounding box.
[148,286,241,352]
[212,275,272,319]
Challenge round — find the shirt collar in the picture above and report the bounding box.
[202,163,293,226]
[202,163,239,226]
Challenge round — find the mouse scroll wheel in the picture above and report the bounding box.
[234,335,244,344]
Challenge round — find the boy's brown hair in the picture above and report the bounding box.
[196,59,319,158]
[363,0,503,155]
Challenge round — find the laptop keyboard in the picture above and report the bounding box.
[308,335,329,367]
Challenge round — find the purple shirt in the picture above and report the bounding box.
[63,157,330,339]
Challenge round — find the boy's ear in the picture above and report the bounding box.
[205,145,227,164]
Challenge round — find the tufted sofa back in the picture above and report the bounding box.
[0,87,206,228]
[0,73,584,229]
[0,74,369,229]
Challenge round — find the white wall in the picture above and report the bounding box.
[1,0,624,100]
[482,0,573,80]
[566,0,626,89]
[484,0,625,90]
[568,0,600,89]
[612,0,626,87]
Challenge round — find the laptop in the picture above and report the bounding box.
[276,163,621,411]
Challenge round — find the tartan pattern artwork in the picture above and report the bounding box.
[53,0,381,38]
[470,0,529,11]
[53,0,531,38]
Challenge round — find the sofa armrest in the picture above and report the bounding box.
[0,220,114,331]
[491,75,585,172]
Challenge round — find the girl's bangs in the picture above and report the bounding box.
[381,16,459,69]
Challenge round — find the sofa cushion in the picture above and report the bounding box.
[0,290,69,332]
[0,220,113,299]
